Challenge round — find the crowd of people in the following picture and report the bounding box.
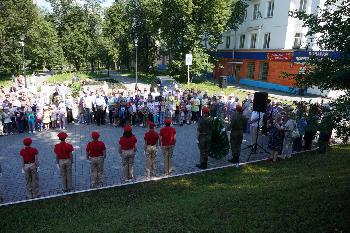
[0,74,334,200]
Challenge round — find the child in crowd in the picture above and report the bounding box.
[50,105,57,128]
[26,109,36,134]
[43,106,51,130]
[36,109,43,132]
[3,108,12,135]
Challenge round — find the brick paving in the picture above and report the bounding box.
[0,123,268,204]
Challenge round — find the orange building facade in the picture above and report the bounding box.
[214,50,306,93]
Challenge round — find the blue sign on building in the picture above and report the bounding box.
[293,51,342,62]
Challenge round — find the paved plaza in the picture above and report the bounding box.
[0,123,268,204]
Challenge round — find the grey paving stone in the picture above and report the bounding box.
[0,123,268,203]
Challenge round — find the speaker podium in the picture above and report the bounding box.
[244,92,270,161]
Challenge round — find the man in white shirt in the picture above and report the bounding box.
[83,93,93,124]
[94,92,106,126]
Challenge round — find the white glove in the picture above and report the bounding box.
[56,164,60,169]
[196,139,199,144]
[37,167,40,172]
[21,169,24,174]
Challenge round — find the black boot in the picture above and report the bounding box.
[196,163,207,169]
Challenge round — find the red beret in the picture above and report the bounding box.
[57,132,68,140]
[148,121,155,128]
[202,107,210,114]
[23,138,32,146]
[236,105,243,113]
[124,124,132,132]
[164,119,172,124]
[91,131,100,139]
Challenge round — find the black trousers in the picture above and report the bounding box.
[66,108,74,123]
[95,107,104,125]
[304,131,316,150]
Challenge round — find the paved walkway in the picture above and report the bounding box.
[0,123,268,204]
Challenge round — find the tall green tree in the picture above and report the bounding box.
[159,0,247,80]
[84,0,105,71]
[126,0,163,72]
[26,11,65,70]
[0,0,37,74]
[290,0,350,143]
[104,1,131,69]
[49,0,90,71]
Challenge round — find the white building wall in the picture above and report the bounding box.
[219,0,324,51]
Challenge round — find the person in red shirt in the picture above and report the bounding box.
[54,132,74,192]
[86,131,106,188]
[160,118,176,175]
[20,137,39,199]
[119,124,137,181]
[144,121,159,178]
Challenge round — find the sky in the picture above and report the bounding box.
[36,0,115,11]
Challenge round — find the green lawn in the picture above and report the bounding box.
[47,71,109,83]
[0,73,13,87]
[1,147,349,232]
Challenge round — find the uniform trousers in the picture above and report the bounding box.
[120,150,135,180]
[145,145,157,177]
[90,156,104,188]
[59,159,72,191]
[162,146,174,175]
[198,135,211,166]
[24,163,39,199]
[230,130,244,163]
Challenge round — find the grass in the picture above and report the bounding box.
[1,147,349,233]
[0,73,13,87]
[47,71,109,83]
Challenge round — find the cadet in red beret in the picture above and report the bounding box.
[144,121,159,178]
[54,132,74,192]
[86,131,106,188]
[20,137,40,199]
[160,118,176,175]
[118,125,137,180]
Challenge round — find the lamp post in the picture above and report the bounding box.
[19,34,27,88]
[134,38,138,90]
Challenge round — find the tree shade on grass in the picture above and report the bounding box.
[1,147,349,233]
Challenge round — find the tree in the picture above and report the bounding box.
[49,0,90,71]
[0,0,37,74]
[104,1,130,69]
[290,0,350,143]
[159,0,247,81]
[26,11,65,70]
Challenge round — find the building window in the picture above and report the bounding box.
[239,35,245,48]
[247,62,256,79]
[293,33,302,48]
[226,36,231,49]
[250,33,257,48]
[299,0,307,12]
[253,4,260,20]
[263,33,271,49]
[258,62,269,81]
[267,1,274,17]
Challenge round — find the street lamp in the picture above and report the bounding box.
[19,34,27,88]
[134,38,138,90]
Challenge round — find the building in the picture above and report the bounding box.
[214,0,333,94]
